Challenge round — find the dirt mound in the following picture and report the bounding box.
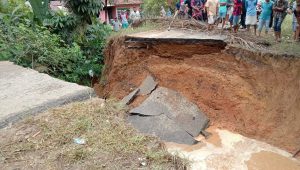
[96,36,300,153]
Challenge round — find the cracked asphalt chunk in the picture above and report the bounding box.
[121,88,140,105]
[138,75,158,95]
[129,101,168,116]
[128,114,197,145]
[128,86,209,144]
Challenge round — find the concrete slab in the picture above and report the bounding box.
[130,101,168,116]
[121,88,140,105]
[0,61,95,128]
[127,30,227,41]
[135,87,209,137]
[138,75,158,95]
[128,114,197,145]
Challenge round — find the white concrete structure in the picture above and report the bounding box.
[0,61,95,128]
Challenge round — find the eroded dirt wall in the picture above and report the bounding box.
[96,37,300,153]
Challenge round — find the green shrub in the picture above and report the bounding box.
[0,0,112,86]
[0,0,33,25]
[142,0,168,17]
[0,22,98,85]
[63,0,103,24]
[43,10,78,43]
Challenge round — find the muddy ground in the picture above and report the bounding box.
[96,34,300,154]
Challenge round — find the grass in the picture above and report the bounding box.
[0,99,188,169]
[263,15,300,55]
[108,21,163,41]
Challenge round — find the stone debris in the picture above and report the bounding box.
[127,86,209,145]
[128,114,197,145]
[121,88,140,105]
[138,75,158,95]
[130,101,168,116]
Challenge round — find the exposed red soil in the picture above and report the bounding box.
[95,37,300,153]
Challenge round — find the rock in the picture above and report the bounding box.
[128,114,197,145]
[138,75,158,95]
[121,88,140,105]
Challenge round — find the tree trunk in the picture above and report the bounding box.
[105,0,108,24]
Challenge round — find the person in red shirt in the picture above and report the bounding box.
[232,0,243,32]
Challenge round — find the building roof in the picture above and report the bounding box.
[103,0,143,6]
[114,0,143,5]
[49,1,64,11]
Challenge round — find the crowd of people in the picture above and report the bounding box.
[171,0,300,42]
[110,7,141,32]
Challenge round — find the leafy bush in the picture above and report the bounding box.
[0,22,99,85]
[142,0,168,17]
[0,0,33,25]
[0,0,112,86]
[27,0,49,22]
[63,0,103,24]
[43,10,78,43]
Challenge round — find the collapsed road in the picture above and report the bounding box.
[97,29,300,157]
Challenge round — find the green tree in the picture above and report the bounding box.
[143,0,169,17]
[28,0,49,23]
[63,0,103,25]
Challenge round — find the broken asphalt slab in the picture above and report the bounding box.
[138,75,158,95]
[121,88,140,105]
[128,114,197,145]
[130,87,209,137]
[130,101,168,116]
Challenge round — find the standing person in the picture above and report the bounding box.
[245,0,258,35]
[167,7,172,17]
[232,0,243,32]
[192,0,203,20]
[120,11,129,29]
[273,0,288,42]
[205,0,219,30]
[130,7,141,25]
[240,0,247,29]
[161,6,167,17]
[112,18,120,32]
[219,0,228,28]
[185,0,193,18]
[296,1,300,41]
[225,0,234,30]
[292,0,300,41]
[136,8,141,20]
[269,0,274,28]
[202,0,208,21]
[257,0,273,36]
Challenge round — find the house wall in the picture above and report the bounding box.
[99,4,141,23]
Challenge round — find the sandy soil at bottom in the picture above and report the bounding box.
[165,127,300,170]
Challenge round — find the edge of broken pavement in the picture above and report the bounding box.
[0,90,95,128]
[0,61,96,128]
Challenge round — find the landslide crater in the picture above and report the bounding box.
[96,36,300,153]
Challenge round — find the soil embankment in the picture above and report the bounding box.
[96,35,300,154]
